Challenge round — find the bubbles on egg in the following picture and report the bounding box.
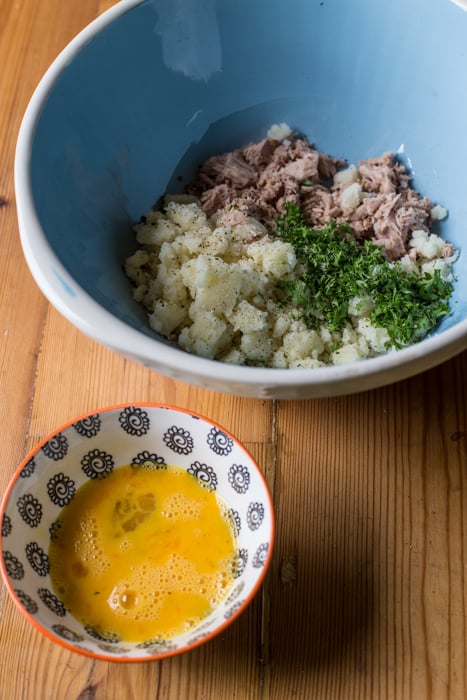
[161,490,203,520]
[100,550,233,626]
[49,463,238,642]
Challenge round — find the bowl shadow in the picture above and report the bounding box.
[269,539,374,678]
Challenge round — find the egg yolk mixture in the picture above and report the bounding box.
[48,464,237,643]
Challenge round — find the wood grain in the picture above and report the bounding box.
[1,2,466,699]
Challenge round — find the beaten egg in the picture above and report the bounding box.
[48,464,237,643]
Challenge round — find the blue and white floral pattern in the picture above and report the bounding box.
[15,589,38,614]
[52,624,84,643]
[224,600,244,620]
[246,502,265,531]
[230,508,241,535]
[3,551,24,580]
[73,414,101,438]
[2,513,12,537]
[119,407,150,436]
[0,404,273,662]
[228,464,250,494]
[17,493,42,528]
[38,588,66,617]
[85,626,120,643]
[252,543,269,568]
[187,461,218,491]
[49,519,63,541]
[42,433,68,461]
[163,425,194,455]
[207,427,233,456]
[233,548,248,578]
[137,638,177,653]
[81,449,114,479]
[47,472,76,507]
[225,581,245,605]
[131,451,167,470]
[25,542,49,576]
[96,642,129,655]
[20,458,36,478]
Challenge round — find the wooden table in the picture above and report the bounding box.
[1,2,466,698]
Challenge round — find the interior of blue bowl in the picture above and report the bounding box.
[29,0,467,338]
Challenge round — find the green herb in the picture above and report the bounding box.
[274,203,453,348]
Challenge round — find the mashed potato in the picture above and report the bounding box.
[125,199,454,367]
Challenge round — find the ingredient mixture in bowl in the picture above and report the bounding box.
[124,125,456,368]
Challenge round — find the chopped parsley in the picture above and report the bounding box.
[274,203,454,348]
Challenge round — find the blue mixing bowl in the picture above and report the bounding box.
[15,0,467,398]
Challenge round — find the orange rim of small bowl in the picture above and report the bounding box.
[0,401,275,662]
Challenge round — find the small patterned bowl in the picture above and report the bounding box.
[0,403,274,662]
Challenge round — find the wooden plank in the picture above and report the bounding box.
[268,358,467,700]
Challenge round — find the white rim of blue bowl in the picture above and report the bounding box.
[451,0,467,10]
[14,0,467,395]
